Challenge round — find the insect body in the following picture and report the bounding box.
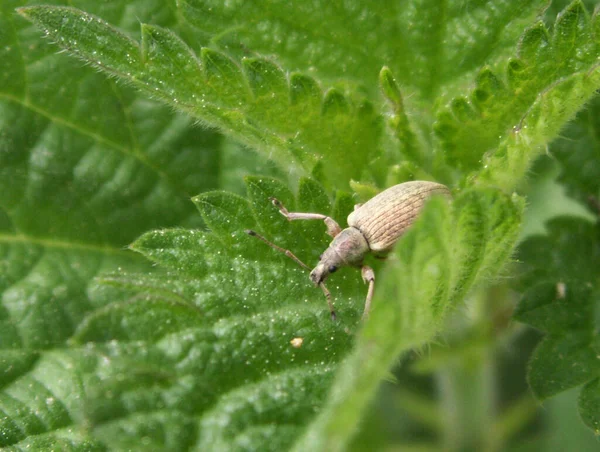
[246,181,450,320]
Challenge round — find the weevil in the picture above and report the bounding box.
[246,180,451,320]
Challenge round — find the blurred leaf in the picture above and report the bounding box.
[515,217,600,434]
[1,175,523,450]
[551,96,600,211]
[579,379,600,434]
[18,2,600,193]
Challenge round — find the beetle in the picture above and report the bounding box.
[246,180,451,320]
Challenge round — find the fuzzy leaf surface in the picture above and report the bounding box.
[0,0,223,449]
[436,1,600,184]
[18,2,600,192]
[112,177,363,449]
[5,0,600,449]
[181,0,546,100]
[18,5,382,187]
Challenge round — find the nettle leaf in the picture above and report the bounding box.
[435,1,600,187]
[182,0,550,182]
[0,176,363,450]
[55,181,522,451]
[181,0,546,99]
[294,188,524,450]
[0,1,223,449]
[6,0,600,449]
[0,0,221,348]
[18,5,382,187]
[373,1,600,186]
[19,2,600,193]
[133,177,363,320]
[551,95,600,210]
[515,217,600,434]
[90,177,363,449]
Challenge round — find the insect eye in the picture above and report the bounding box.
[328,265,337,273]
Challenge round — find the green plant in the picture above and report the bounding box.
[1,0,599,450]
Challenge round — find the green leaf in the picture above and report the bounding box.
[515,282,595,333]
[18,5,382,187]
[132,178,363,322]
[517,217,600,288]
[197,366,335,451]
[181,0,547,99]
[0,432,105,451]
[192,191,257,245]
[0,1,223,448]
[73,297,204,342]
[99,178,361,449]
[515,217,600,434]
[528,332,600,399]
[0,3,223,348]
[437,0,600,181]
[378,67,422,168]
[295,188,524,450]
[580,378,600,434]
[6,1,600,449]
[7,176,517,451]
[551,95,600,210]
[19,2,600,192]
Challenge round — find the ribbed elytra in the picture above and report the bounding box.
[348,181,450,253]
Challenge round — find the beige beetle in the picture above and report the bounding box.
[246,181,450,320]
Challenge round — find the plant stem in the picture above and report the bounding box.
[437,288,500,451]
[437,350,497,451]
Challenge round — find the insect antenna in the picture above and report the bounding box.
[245,229,310,270]
[245,229,336,320]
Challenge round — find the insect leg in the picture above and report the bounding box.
[269,197,342,237]
[318,282,336,321]
[361,265,375,320]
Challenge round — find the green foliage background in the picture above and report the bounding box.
[1,0,600,450]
